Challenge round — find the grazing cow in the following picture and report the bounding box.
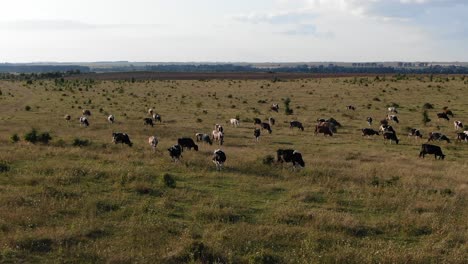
[261,122,272,134]
[82,110,91,116]
[444,109,454,117]
[387,115,399,124]
[290,121,304,131]
[268,117,275,126]
[270,103,279,112]
[428,132,450,143]
[167,144,182,161]
[79,116,89,127]
[254,128,261,141]
[153,113,162,122]
[112,132,132,147]
[437,113,450,121]
[144,118,154,127]
[195,133,212,145]
[379,124,395,134]
[148,136,158,151]
[230,118,240,127]
[383,131,399,144]
[346,105,356,111]
[212,149,227,170]
[277,149,305,168]
[366,117,373,126]
[253,118,262,125]
[362,128,379,137]
[454,121,463,130]
[315,125,333,136]
[64,114,71,121]
[108,115,115,124]
[316,121,337,133]
[408,129,423,139]
[148,108,154,116]
[456,132,468,142]
[177,138,199,151]
[388,107,398,113]
[419,144,445,160]
[212,130,224,145]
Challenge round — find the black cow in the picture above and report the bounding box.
[112,132,132,147]
[437,113,450,121]
[177,138,199,151]
[290,121,304,131]
[144,118,154,127]
[408,128,423,139]
[456,132,468,142]
[253,118,262,125]
[327,118,342,127]
[444,109,454,117]
[277,149,305,168]
[362,128,379,137]
[254,128,261,141]
[383,131,399,144]
[428,132,450,143]
[419,144,445,160]
[212,149,227,170]
[366,117,373,126]
[168,144,183,161]
[315,125,333,136]
[261,122,272,134]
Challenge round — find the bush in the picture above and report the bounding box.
[25,105,31,111]
[423,103,434,109]
[10,134,20,143]
[0,161,10,173]
[38,132,51,144]
[72,138,90,147]
[422,110,431,126]
[24,129,52,144]
[162,173,176,188]
[262,155,275,165]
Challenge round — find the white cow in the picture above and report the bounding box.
[212,130,224,145]
[230,118,240,127]
[148,136,158,151]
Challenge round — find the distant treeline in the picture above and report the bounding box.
[0,70,85,80]
[0,64,90,73]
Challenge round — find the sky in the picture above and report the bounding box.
[0,0,467,62]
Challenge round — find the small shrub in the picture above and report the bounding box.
[10,134,20,143]
[0,161,10,173]
[162,173,176,188]
[423,103,434,109]
[196,118,203,123]
[262,155,275,165]
[25,105,31,111]
[72,138,90,147]
[422,110,431,126]
[24,128,39,143]
[38,132,52,144]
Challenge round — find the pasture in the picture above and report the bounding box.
[0,75,467,263]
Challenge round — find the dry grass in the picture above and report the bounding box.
[0,75,467,263]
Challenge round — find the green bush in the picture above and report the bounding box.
[0,161,10,173]
[10,134,20,143]
[162,173,176,188]
[72,138,90,147]
[262,155,275,165]
[25,105,31,111]
[24,129,52,144]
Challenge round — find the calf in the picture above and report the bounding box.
[108,115,115,124]
[366,117,373,126]
[112,132,132,147]
[419,144,445,160]
[167,144,182,161]
[362,128,379,137]
[261,122,272,134]
[454,121,463,130]
[153,113,162,122]
[212,130,224,145]
[79,116,89,127]
[212,149,227,170]
[270,103,279,112]
[195,133,212,145]
[177,138,199,151]
[268,117,275,126]
[144,118,154,127]
[254,128,261,142]
[148,136,158,151]
[387,115,399,123]
[290,121,304,131]
[408,128,423,139]
[277,149,305,168]
[383,132,399,144]
[456,132,468,142]
[230,118,240,127]
[253,118,262,125]
[437,113,450,121]
[428,132,450,143]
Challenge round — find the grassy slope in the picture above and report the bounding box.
[0,76,467,263]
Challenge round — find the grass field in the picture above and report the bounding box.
[0,75,467,263]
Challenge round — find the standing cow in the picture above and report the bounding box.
[277,149,305,168]
[112,132,132,147]
[212,149,227,171]
[419,144,445,160]
[290,121,304,131]
[148,136,158,151]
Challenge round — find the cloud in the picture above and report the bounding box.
[231,9,315,24]
[0,20,161,31]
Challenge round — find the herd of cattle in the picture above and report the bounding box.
[64,104,467,170]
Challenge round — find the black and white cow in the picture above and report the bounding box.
[290,121,304,131]
[388,107,398,113]
[108,115,115,124]
[379,124,395,134]
[270,103,279,112]
[196,133,213,145]
[177,138,199,151]
[254,128,261,141]
[456,132,468,142]
[261,122,272,134]
[212,149,227,170]
[419,144,445,160]
[268,117,276,126]
[144,118,154,127]
[148,108,154,116]
[82,109,91,116]
[277,149,305,168]
[215,124,224,133]
[253,118,262,125]
[428,132,450,143]
[346,105,356,111]
[454,121,463,130]
[64,114,71,121]
[148,136,158,151]
[79,116,89,127]
[366,117,373,126]
[362,128,379,137]
[153,113,162,122]
[437,113,450,121]
[387,115,399,124]
[167,144,182,161]
[112,132,132,147]
[408,128,423,139]
[383,131,399,144]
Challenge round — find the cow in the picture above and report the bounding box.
[346,105,356,111]
[316,121,337,133]
[64,114,71,121]
[79,116,89,127]
[215,124,224,133]
[212,149,227,171]
[383,131,399,144]
[153,113,162,122]
[195,133,212,145]
[177,138,199,151]
[388,107,398,113]
[428,132,450,143]
[271,103,279,112]
[148,136,158,151]
[387,115,399,124]
[444,109,454,117]
[253,118,262,125]
[212,130,224,145]
[362,128,379,137]
[454,121,463,130]
[315,125,333,136]
[108,115,115,124]
[277,149,305,168]
[167,144,182,161]
[408,129,423,139]
[437,113,450,121]
[230,118,240,127]
[268,117,276,126]
[148,108,154,116]
[326,118,342,128]
[290,121,304,131]
[366,117,373,126]
[419,144,445,160]
[379,124,395,134]
[456,132,468,142]
[254,128,261,141]
[261,123,272,134]
[82,110,91,116]
[144,118,154,127]
[380,119,389,126]
[112,132,132,147]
